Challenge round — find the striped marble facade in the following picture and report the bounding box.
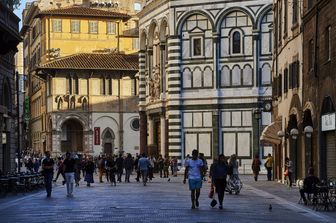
[139,0,273,168]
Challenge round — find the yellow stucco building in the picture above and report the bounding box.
[21,0,144,155]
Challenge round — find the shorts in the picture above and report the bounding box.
[188,178,202,190]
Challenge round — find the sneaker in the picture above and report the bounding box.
[46,194,51,198]
[62,181,66,185]
[219,205,223,209]
[195,200,199,208]
[191,204,196,209]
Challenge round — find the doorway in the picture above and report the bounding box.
[61,119,83,152]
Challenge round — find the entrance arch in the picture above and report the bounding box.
[60,119,83,152]
[102,128,115,155]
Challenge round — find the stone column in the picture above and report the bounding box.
[160,112,166,157]
[148,116,154,146]
[167,35,182,161]
[139,111,147,154]
[139,50,146,108]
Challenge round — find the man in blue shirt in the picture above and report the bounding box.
[138,153,151,186]
[183,149,205,209]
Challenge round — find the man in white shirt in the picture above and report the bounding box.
[183,149,205,209]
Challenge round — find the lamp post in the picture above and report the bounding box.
[253,108,262,160]
[304,126,313,174]
[277,128,299,182]
[290,128,299,181]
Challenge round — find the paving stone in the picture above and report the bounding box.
[0,174,335,223]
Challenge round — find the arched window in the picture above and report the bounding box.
[182,68,192,89]
[193,67,202,88]
[82,98,88,110]
[243,65,253,86]
[203,67,213,87]
[232,31,241,54]
[57,98,63,110]
[261,64,271,85]
[221,66,231,87]
[232,65,241,86]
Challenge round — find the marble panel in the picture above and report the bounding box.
[237,132,250,156]
[223,133,236,156]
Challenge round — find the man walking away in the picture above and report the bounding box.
[42,151,54,198]
[163,155,170,178]
[211,154,229,209]
[138,153,150,186]
[157,155,164,178]
[124,154,133,183]
[116,154,124,183]
[265,153,273,181]
[183,149,205,209]
[63,152,76,197]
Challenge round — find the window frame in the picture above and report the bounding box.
[106,21,116,35]
[71,20,80,33]
[52,19,62,33]
[231,30,242,55]
[89,21,98,34]
[191,35,204,57]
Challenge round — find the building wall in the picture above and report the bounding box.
[139,0,273,169]
[272,0,304,181]
[22,1,143,155]
[0,1,20,172]
[302,0,336,179]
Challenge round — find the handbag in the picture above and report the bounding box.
[210,199,217,207]
[208,186,214,199]
[284,169,288,176]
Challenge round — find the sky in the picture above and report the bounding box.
[14,0,29,28]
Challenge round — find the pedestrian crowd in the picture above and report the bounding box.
[35,150,321,211]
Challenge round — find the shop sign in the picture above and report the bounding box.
[2,133,6,144]
[321,113,336,131]
[94,127,100,145]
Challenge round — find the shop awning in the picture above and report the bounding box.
[260,119,282,145]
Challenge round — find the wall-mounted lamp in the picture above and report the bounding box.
[304,126,313,138]
[290,128,299,139]
[277,128,299,140]
[277,130,286,138]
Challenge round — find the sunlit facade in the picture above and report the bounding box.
[21,0,145,156]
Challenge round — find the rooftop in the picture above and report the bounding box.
[36,6,131,20]
[38,53,139,71]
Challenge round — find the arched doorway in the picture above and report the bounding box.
[102,128,115,155]
[60,119,83,152]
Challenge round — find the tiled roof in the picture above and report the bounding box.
[36,7,131,20]
[39,53,138,71]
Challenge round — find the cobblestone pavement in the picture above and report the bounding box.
[0,174,335,223]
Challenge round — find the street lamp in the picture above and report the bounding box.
[290,128,299,139]
[253,108,262,159]
[304,125,313,173]
[304,126,313,138]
